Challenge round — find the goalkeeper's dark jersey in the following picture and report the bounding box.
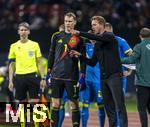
[48,31,86,81]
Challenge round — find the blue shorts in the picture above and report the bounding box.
[80,80,103,104]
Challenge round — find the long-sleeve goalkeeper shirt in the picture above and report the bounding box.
[48,31,86,81]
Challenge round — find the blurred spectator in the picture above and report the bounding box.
[0,63,9,112]
[28,4,45,30]
[0,0,149,30]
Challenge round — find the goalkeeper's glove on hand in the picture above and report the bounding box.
[46,69,51,85]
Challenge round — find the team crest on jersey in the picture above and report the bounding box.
[146,44,150,50]
[68,35,80,48]
[28,51,34,57]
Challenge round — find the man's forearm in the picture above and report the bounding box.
[37,57,45,79]
[79,31,102,41]
[9,62,15,83]
[79,31,113,43]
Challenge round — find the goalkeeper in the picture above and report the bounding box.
[48,12,86,127]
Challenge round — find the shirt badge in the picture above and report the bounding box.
[146,44,150,50]
[28,51,34,57]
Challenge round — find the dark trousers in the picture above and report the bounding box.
[101,74,128,127]
[136,85,150,127]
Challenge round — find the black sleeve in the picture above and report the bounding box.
[78,37,86,74]
[48,33,56,69]
[80,31,114,44]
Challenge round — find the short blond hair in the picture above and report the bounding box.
[18,22,30,30]
[91,16,106,26]
[65,12,76,21]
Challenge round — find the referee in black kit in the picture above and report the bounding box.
[70,16,128,127]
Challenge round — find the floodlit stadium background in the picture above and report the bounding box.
[1,0,148,92]
[0,0,149,126]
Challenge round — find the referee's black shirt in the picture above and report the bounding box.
[79,31,122,79]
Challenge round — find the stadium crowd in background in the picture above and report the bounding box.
[0,1,149,127]
[0,0,149,31]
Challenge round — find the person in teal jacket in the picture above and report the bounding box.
[121,27,150,127]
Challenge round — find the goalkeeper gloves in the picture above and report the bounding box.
[46,69,51,85]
